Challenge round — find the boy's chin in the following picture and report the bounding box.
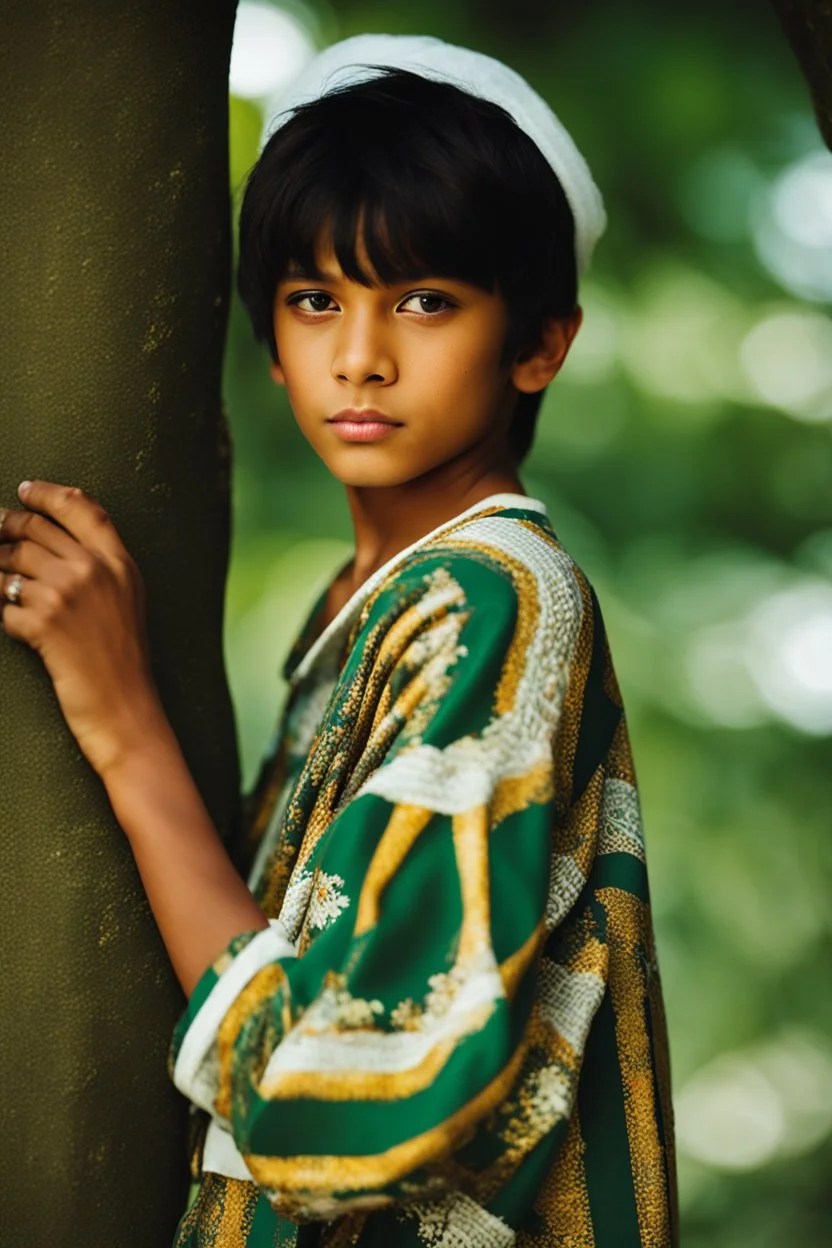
[328,464,422,489]
[322,450,438,490]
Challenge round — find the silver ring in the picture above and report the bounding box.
[5,574,24,605]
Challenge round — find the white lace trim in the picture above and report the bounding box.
[404,1190,517,1247]
[202,1118,254,1182]
[600,776,645,860]
[173,919,298,1113]
[291,494,546,684]
[537,957,606,1053]
[261,954,504,1089]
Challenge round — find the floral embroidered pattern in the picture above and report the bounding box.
[312,972,385,1030]
[279,866,351,940]
[307,869,351,931]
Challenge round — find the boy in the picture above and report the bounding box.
[0,33,677,1248]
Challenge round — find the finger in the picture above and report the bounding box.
[0,572,64,642]
[0,538,61,580]
[17,481,127,560]
[0,578,37,642]
[0,505,79,558]
[0,571,28,603]
[0,599,23,639]
[0,572,30,635]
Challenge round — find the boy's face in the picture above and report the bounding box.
[269,236,531,490]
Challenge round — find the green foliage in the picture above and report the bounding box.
[223,4,832,1242]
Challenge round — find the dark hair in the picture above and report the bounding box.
[237,68,577,462]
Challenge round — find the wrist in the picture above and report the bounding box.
[96,690,181,787]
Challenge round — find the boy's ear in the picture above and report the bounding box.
[511,307,583,394]
[269,358,286,386]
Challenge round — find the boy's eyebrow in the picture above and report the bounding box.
[280,263,460,288]
[281,260,449,285]
[282,264,342,283]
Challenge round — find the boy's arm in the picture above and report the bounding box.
[102,717,273,998]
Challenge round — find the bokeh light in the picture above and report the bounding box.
[740,309,832,422]
[676,1054,785,1171]
[676,1030,832,1171]
[746,581,832,733]
[753,149,832,302]
[559,281,620,383]
[684,620,769,728]
[618,264,753,409]
[229,2,316,101]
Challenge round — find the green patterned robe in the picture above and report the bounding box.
[170,494,678,1247]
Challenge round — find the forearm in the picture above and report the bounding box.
[102,709,268,997]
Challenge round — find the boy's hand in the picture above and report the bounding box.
[0,480,166,777]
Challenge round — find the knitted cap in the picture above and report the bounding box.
[262,33,607,275]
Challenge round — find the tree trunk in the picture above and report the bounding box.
[769,0,832,149]
[0,2,239,1243]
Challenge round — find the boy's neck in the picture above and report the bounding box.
[344,465,526,588]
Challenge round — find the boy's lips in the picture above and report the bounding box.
[327,408,403,442]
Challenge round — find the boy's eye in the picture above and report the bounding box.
[289,291,336,313]
[398,292,454,315]
[286,289,455,315]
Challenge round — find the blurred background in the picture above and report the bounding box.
[220,2,832,1243]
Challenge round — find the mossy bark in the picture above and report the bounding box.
[769,0,832,149]
[0,2,239,1243]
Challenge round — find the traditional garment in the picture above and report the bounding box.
[171,494,678,1247]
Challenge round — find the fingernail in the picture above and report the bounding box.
[17,481,31,499]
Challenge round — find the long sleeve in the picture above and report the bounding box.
[170,531,654,1231]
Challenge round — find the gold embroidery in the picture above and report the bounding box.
[177,1173,259,1247]
[562,934,608,979]
[519,1108,595,1247]
[216,964,287,1119]
[244,1032,531,1197]
[258,834,303,920]
[646,926,679,1241]
[553,568,594,808]
[259,1036,460,1102]
[528,1011,580,1070]
[437,536,542,720]
[353,804,435,936]
[452,806,491,965]
[598,887,671,1247]
[355,506,511,631]
[490,760,554,828]
[553,763,603,874]
[345,669,437,800]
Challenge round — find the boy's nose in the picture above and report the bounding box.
[331,317,397,386]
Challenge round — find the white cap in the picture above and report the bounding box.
[263,33,607,275]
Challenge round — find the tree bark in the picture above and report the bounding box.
[769,0,832,149]
[0,2,239,1243]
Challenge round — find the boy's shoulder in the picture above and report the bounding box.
[387,501,585,609]
[358,501,591,649]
